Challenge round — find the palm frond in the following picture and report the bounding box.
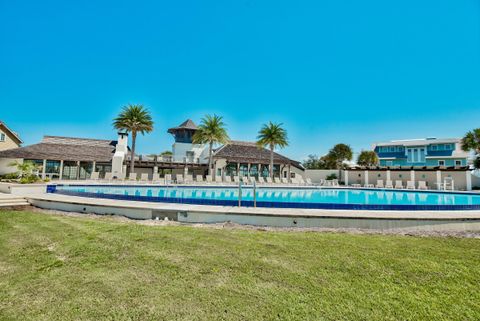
[113,104,154,135]
[256,122,289,150]
[192,114,230,146]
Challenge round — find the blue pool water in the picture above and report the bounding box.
[49,185,480,210]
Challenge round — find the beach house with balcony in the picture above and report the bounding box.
[373,138,470,168]
[0,121,22,151]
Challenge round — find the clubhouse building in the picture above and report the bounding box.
[0,119,304,180]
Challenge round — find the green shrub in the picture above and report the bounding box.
[326,173,338,180]
[0,172,20,180]
[19,174,41,184]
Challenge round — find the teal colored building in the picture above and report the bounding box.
[373,138,470,168]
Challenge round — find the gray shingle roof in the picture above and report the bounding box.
[0,136,119,162]
[167,119,198,133]
[213,140,303,169]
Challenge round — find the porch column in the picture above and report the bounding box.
[59,160,64,180]
[184,166,188,177]
[410,170,415,183]
[92,161,96,173]
[41,159,47,179]
[247,163,251,178]
[466,171,472,191]
[288,164,291,180]
[237,163,240,177]
[364,170,369,186]
[386,170,391,182]
[76,161,81,180]
[436,170,442,190]
[344,170,349,186]
[259,163,262,178]
[153,166,158,174]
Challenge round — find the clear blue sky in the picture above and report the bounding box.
[1,0,480,161]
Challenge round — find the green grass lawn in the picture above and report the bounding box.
[0,210,479,321]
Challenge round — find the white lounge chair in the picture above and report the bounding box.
[139,173,149,183]
[394,180,404,189]
[241,176,249,184]
[233,176,240,183]
[224,176,232,183]
[266,177,273,184]
[165,174,172,184]
[375,180,384,188]
[205,175,213,183]
[152,173,161,183]
[103,172,112,182]
[305,178,313,186]
[297,177,305,185]
[215,176,222,183]
[176,174,184,184]
[128,173,137,182]
[185,175,193,184]
[406,181,415,190]
[258,177,266,184]
[418,181,428,190]
[249,177,256,184]
[196,175,204,183]
[281,178,289,184]
[385,180,394,189]
[274,177,282,184]
[90,171,100,181]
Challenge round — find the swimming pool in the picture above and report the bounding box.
[48,185,480,210]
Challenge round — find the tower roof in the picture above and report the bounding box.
[167,119,198,134]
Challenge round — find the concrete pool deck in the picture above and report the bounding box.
[24,192,480,232]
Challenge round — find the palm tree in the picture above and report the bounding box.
[357,150,379,167]
[9,160,40,178]
[462,128,480,169]
[113,104,154,174]
[257,122,288,178]
[327,143,353,182]
[192,114,230,176]
[461,128,480,154]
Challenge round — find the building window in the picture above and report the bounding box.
[431,145,437,151]
[438,160,445,166]
[455,160,462,166]
[407,148,425,163]
[0,133,4,142]
[386,161,393,166]
[389,147,395,152]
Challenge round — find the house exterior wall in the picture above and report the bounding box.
[379,158,467,167]
[0,158,22,175]
[374,139,469,167]
[0,126,21,151]
[172,142,209,163]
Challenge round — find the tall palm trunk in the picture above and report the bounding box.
[129,131,137,174]
[270,144,274,178]
[208,141,213,176]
